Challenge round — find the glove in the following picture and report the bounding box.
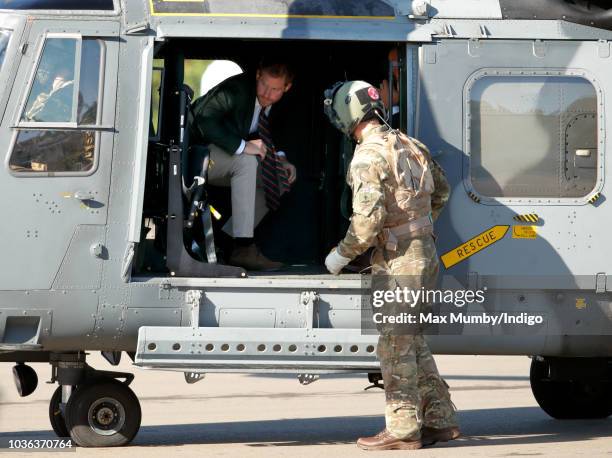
[325,248,351,275]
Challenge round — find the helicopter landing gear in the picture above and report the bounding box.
[49,385,71,438]
[530,357,612,419]
[64,379,141,447]
[49,353,141,447]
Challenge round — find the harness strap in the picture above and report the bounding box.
[379,214,433,251]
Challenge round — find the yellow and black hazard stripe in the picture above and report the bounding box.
[588,193,601,205]
[513,213,539,223]
[467,191,481,203]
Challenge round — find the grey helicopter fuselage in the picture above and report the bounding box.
[1,0,612,447]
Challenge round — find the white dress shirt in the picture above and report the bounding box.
[234,98,285,158]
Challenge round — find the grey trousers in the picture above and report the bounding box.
[206,144,268,238]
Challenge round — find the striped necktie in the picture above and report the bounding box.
[257,110,289,211]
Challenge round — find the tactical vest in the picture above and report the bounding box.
[357,127,435,248]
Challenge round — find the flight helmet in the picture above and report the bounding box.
[323,80,386,136]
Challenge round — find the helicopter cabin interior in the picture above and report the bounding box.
[135,39,407,277]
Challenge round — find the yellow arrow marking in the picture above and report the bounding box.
[441,225,510,269]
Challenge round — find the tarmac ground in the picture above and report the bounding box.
[0,354,611,457]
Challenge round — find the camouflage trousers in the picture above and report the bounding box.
[372,235,457,440]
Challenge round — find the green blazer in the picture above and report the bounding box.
[189,73,260,154]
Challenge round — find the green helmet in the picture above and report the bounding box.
[323,80,386,136]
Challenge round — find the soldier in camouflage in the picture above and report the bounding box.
[323,80,459,450]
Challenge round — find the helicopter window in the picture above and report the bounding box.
[0,0,114,10]
[77,39,102,124]
[10,130,96,173]
[0,29,11,72]
[149,60,164,140]
[469,75,598,198]
[22,38,77,123]
[10,37,104,174]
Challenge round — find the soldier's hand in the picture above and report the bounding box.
[325,247,351,275]
[244,139,267,160]
[279,158,297,185]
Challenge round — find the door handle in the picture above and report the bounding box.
[74,190,94,201]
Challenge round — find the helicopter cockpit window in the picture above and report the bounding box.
[10,36,104,174]
[22,38,77,123]
[0,29,11,71]
[469,74,598,198]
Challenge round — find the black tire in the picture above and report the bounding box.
[49,386,70,438]
[530,358,612,419]
[64,379,141,447]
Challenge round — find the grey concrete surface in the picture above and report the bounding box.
[0,354,610,457]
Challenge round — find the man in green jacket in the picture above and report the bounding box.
[189,61,297,270]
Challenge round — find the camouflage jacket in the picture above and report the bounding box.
[337,125,450,260]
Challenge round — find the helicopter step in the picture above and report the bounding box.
[135,326,379,372]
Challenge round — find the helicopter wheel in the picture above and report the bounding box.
[48,386,70,438]
[530,358,612,419]
[64,379,141,447]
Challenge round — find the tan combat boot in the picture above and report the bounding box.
[421,426,460,446]
[228,244,283,271]
[356,429,422,451]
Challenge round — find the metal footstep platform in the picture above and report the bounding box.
[135,327,379,373]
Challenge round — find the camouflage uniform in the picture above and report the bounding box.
[336,123,457,440]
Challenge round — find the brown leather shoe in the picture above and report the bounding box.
[228,244,283,271]
[356,429,422,451]
[421,426,460,446]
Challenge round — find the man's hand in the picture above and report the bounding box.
[279,158,297,185]
[244,139,266,160]
[325,247,351,275]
